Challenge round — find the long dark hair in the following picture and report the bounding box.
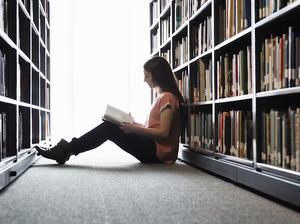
[143,56,187,132]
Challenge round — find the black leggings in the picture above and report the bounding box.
[68,121,162,164]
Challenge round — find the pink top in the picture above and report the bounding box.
[145,92,181,164]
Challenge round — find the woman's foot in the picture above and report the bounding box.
[34,139,73,165]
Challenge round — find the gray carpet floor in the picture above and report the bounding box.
[0,146,299,224]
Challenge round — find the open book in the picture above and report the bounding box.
[102,104,134,125]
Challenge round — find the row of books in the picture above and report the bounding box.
[0,50,7,97]
[18,112,23,150]
[177,70,189,102]
[46,112,50,139]
[190,0,209,17]
[19,62,30,103]
[190,112,213,150]
[161,0,170,12]
[190,15,212,58]
[161,49,171,64]
[0,0,8,34]
[218,0,251,42]
[175,0,189,29]
[151,0,159,25]
[151,29,159,53]
[261,107,300,172]
[217,46,252,99]
[259,26,300,92]
[258,0,297,20]
[46,84,50,109]
[216,110,253,159]
[174,36,188,68]
[161,17,170,45]
[190,59,212,102]
[0,112,7,161]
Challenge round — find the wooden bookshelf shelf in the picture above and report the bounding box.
[0,0,51,191]
[150,0,300,208]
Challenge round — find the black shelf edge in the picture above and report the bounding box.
[179,148,237,182]
[237,166,300,209]
[214,27,252,51]
[255,1,300,29]
[0,156,17,170]
[189,146,214,156]
[179,148,300,208]
[189,0,212,22]
[215,153,254,167]
[0,150,38,191]
[257,163,300,182]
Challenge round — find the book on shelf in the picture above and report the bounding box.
[259,26,300,91]
[0,112,7,159]
[177,70,189,102]
[161,0,170,12]
[174,36,188,68]
[261,107,300,171]
[216,110,252,159]
[151,0,159,25]
[191,15,212,58]
[175,0,188,29]
[46,113,51,139]
[0,0,8,34]
[258,0,298,20]
[0,50,7,97]
[217,46,252,99]
[191,58,212,102]
[190,0,209,16]
[161,17,170,44]
[217,0,251,42]
[190,111,212,150]
[161,49,171,64]
[151,29,159,53]
[102,104,134,126]
[0,113,2,161]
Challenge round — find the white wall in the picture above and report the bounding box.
[51,0,150,142]
[51,0,75,142]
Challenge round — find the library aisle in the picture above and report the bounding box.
[0,144,299,224]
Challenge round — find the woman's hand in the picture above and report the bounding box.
[120,122,138,134]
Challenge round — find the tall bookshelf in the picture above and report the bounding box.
[0,0,51,190]
[149,0,300,208]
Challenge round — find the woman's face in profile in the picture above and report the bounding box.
[144,70,156,88]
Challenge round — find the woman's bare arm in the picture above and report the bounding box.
[120,108,174,140]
